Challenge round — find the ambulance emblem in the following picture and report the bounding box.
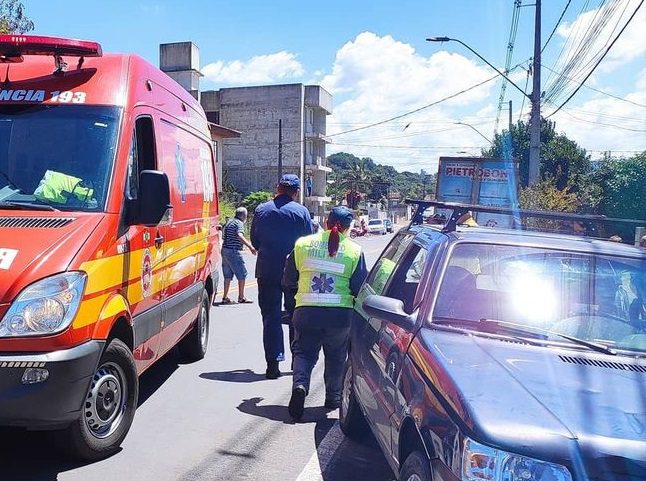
[142,249,152,297]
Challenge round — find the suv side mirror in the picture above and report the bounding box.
[133,170,172,226]
[363,294,416,331]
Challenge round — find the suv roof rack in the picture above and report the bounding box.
[404,199,645,235]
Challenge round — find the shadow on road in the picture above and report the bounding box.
[200,369,266,383]
[236,397,331,424]
[312,418,394,481]
[200,369,293,383]
[0,349,182,480]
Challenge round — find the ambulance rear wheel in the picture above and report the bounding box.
[179,291,210,362]
[64,338,138,460]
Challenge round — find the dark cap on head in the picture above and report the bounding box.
[328,206,354,229]
[279,174,300,189]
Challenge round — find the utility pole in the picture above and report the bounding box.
[528,0,541,185]
[277,119,283,181]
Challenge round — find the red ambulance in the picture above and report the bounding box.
[0,35,220,459]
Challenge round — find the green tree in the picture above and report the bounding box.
[0,0,33,34]
[482,118,591,190]
[591,151,646,222]
[242,191,273,215]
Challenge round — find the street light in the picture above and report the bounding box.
[454,121,494,146]
[426,35,540,185]
[426,37,529,99]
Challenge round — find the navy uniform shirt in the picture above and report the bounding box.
[251,194,313,280]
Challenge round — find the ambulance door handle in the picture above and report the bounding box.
[155,232,165,248]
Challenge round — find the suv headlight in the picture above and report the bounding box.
[0,272,87,337]
[463,438,572,481]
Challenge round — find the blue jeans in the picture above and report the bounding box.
[292,325,350,401]
[257,278,293,363]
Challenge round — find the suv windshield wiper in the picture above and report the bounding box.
[433,317,616,355]
[0,201,58,212]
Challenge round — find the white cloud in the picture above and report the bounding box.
[320,32,501,172]
[550,89,646,158]
[202,51,305,86]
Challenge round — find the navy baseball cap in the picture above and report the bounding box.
[279,174,300,189]
[328,206,354,229]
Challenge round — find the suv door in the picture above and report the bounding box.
[352,232,414,448]
[354,231,443,461]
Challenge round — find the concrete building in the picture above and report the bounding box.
[201,84,332,216]
[160,42,333,216]
[160,42,241,192]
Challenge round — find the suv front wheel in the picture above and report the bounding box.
[339,360,369,440]
[400,451,432,481]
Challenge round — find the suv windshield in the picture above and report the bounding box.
[0,105,121,212]
[369,220,383,225]
[432,243,646,353]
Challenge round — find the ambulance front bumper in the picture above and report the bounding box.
[0,340,103,429]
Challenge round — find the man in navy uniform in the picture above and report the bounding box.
[251,174,313,379]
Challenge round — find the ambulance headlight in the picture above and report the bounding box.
[462,438,572,481]
[0,272,87,337]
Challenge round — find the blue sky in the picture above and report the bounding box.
[28,0,646,170]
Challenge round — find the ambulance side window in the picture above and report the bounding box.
[126,117,156,200]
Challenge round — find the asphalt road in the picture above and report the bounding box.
[0,232,398,481]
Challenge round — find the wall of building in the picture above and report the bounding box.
[211,84,305,195]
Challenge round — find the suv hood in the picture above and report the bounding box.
[414,328,646,478]
[0,213,103,303]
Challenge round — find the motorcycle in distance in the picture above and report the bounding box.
[349,223,368,239]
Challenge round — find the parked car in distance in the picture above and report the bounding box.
[341,205,646,481]
[367,218,387,235]
[384,218,394,233]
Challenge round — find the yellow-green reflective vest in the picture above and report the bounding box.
[294,230,362,308]
[33,170,94,205]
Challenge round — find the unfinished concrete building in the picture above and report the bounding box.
[201,84,332,216]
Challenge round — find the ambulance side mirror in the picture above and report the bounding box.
[135,170,172,227]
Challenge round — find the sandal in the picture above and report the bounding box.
[221,297,233,304]
[238,298,253,304]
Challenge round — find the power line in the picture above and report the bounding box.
[554,105,646,132]
[494,0,522,133]
[544,0,591,94]
[544,0,618,106]
[546,0,645,118]
[330,143,484,150]
[518,66,531,122]
[325,65,526,138]
[542,63,646,108]
[542,0,573,53]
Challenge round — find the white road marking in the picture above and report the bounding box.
[295,423,345,481]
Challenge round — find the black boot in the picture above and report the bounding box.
[266,361,281,379]
[288,385,307,420]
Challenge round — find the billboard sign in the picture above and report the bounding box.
[436,157,519,228]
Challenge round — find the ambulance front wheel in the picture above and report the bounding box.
[64,338,139,461]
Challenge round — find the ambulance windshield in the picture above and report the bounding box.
[0,104,120,212]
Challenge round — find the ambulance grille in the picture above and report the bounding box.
[559,355,646,373]
[0,217,75,229]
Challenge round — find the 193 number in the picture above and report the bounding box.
[50,91,87,103]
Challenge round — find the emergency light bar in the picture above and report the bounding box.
[0,35,102,58]
[404,199,646,234]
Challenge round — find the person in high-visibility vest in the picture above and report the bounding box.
[33,170,95,206]
[282,206,368,421]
